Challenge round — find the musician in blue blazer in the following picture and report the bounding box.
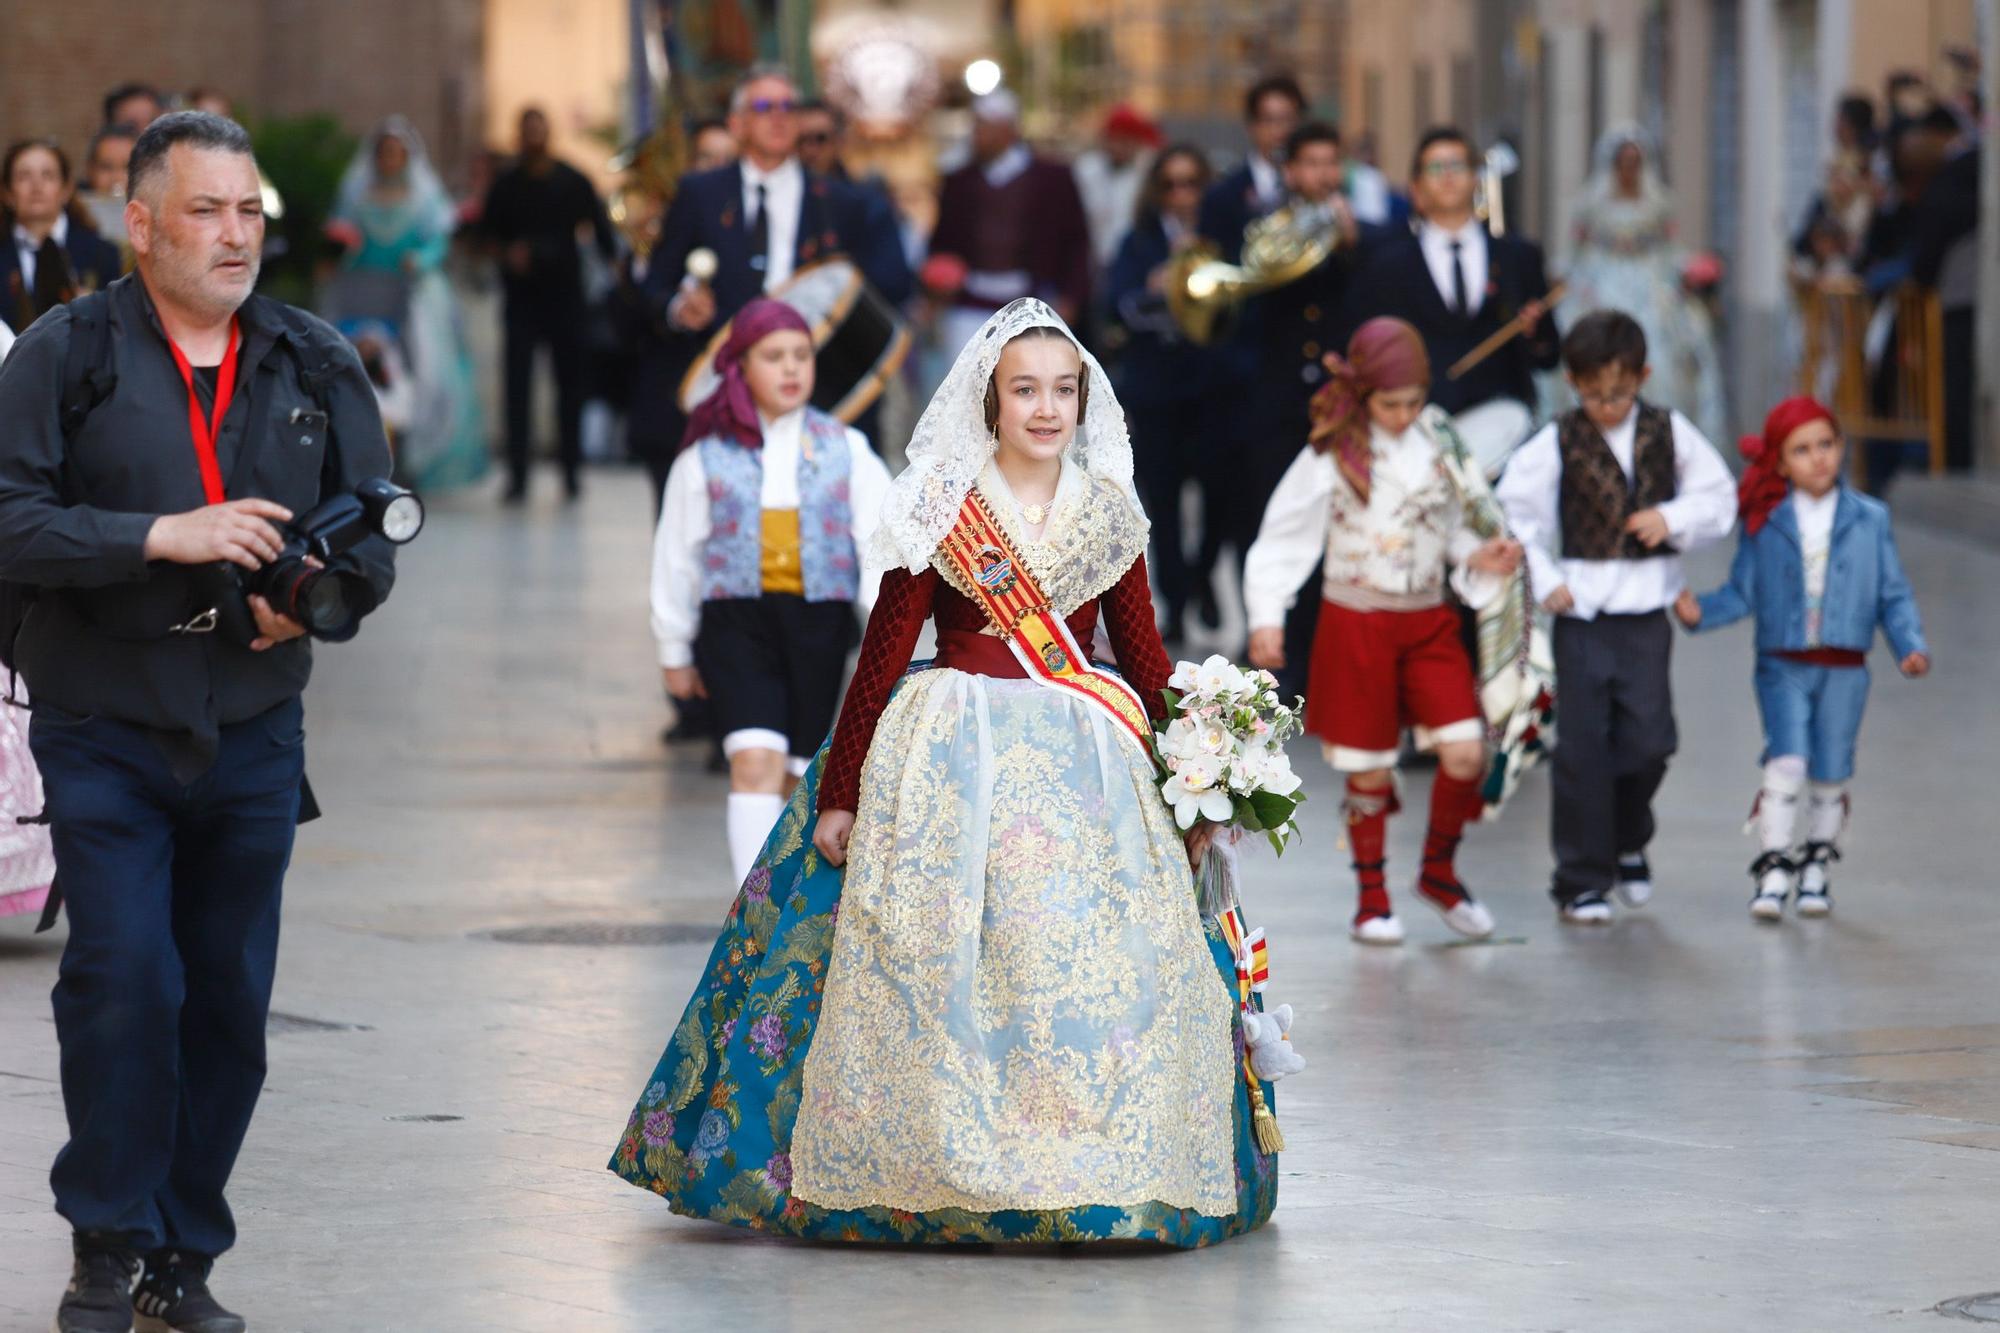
[1674,397,1928,921]
[646,70,911,461]
[2,139,123,334]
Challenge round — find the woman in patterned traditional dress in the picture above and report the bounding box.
[610,298,1277,1246]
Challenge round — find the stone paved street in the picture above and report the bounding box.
[3,471,1998,1332]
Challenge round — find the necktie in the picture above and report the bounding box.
[748,182,770,280]
[31,236,71,317]
[1449,238,1469,317]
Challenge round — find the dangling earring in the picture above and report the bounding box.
[986,424,999,456]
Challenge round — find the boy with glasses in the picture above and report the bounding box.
[1495,310,1735,922]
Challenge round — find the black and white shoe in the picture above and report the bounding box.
[1558,892,1613,925]
[1796,841,1838,918]
[133,1252,244,1333]
[53,1236,137,1333]
[1750,850,1795,921]
[1614,853,1654,909]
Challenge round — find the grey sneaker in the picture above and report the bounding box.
[53,1236,137,1333]
[133,1252,244,1333]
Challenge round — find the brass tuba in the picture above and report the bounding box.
[1165,199,1346,345]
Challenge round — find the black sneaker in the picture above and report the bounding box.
[54,1236,137,1333]
[1614,852,1654,909]
[133,1252,244,1333]
[1557,891,1613,925]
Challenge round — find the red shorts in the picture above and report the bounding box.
[1304,600,1483,771]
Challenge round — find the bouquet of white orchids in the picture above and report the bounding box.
[1156,656,1307,913]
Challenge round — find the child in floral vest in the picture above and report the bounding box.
[650,299,892,887]
[1674,397,1928,920]
[1244,317,1525,945]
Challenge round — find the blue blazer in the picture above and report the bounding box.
[1694,485,1927,659]
[0,221,123,333]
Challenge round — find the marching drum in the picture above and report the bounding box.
[679,257,912,424]
[1451,398,1536,480]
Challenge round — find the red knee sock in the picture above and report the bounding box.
[1418,771,1486,907]
[1345,778,1396,923]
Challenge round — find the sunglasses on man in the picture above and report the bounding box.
[746,97,798,115]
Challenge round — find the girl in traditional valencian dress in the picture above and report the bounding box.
[611,298,1276,1246]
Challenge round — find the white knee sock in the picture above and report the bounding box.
[1802,783,1849,894]
[1755,757,1807,894]
[726,792,788,888]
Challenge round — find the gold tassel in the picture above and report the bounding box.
[1248,1082,1285,1154]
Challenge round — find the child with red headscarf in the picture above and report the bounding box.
[1244,317,1524,945]
[650,298,894,888]
[1674,397,1928,920]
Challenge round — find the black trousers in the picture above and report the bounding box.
[31,698,305,1256]
[503,297,586,490]
[1129,400,1227,624]
[1550,611,1678,902]
[1943,305,1974,473]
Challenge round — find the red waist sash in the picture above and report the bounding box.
[1772,648,1867,668]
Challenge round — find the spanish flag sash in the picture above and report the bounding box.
[936,489,1155,753]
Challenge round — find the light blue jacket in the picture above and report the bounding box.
[1693,485,1927,659]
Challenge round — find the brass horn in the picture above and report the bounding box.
[1165,199,1347,345]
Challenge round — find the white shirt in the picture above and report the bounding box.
[1345,162,1392,226]
[1244,420,1501,629]
[1073,148,1150,268]
[1247,154,1282,212]
[1418,218,1488,316]
[650,409,894,668]
[12,211,69,291]
[1496,406,1737,620]
[740,156,804,292]
[1794,487,1839,646]
[0,319,14,364]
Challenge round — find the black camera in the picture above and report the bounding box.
[205,478,424,646]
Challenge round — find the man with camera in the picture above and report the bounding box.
[0,111,399,1333]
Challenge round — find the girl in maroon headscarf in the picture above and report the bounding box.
[649,298,895,889]
[1243,317,1525,945]
[1674,397,1928,921]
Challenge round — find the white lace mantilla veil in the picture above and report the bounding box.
[873,298,1146,573]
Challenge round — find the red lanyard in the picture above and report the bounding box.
[164,320,241,505]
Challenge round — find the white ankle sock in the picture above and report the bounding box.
[726,792,788,888]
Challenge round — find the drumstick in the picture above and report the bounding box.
[1446,282,1567,381]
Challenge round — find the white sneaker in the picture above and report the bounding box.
[1614,853,1654,909]
[1749,892,1787,922]
[1558,895,1613,925]
[1749,851,1794,923]
[1417,882,1496,939]
[1350,914,1406,946]
[1796,842,1836,917]
[1795,890,1832,918]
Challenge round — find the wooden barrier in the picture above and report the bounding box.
[1793,280,1946,479]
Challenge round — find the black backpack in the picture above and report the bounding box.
[0,290,340,675]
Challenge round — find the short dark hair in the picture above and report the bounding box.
[128,110,255,201]
[1282,121,1341,163]
[689,116,728,139]
[1562,309,1649,378]
[1411,125,1474,177]
[1835,94,1876,142]
[86,123,138,167]
[796,98,844,132]
[1244,75,1307,123]
[101,82,163,128]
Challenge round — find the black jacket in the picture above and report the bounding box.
[1335,225,1559,416]
[0,219,124,333]
[0,275,396,768]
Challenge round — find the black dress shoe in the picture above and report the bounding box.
[1195,577,1222,630]
[133,1251,244,1333]
[54,1236,137,1333]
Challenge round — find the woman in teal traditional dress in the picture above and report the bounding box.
[610,299,1278,1246]
[327,118,488,491]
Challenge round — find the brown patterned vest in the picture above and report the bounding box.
[1557,403,1677,560]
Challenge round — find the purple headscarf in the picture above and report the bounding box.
[680,298,815,450]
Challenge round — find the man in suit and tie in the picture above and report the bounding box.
[1337,126,1558,430]
[649,68,911,466]
[1198,75,1306,264]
